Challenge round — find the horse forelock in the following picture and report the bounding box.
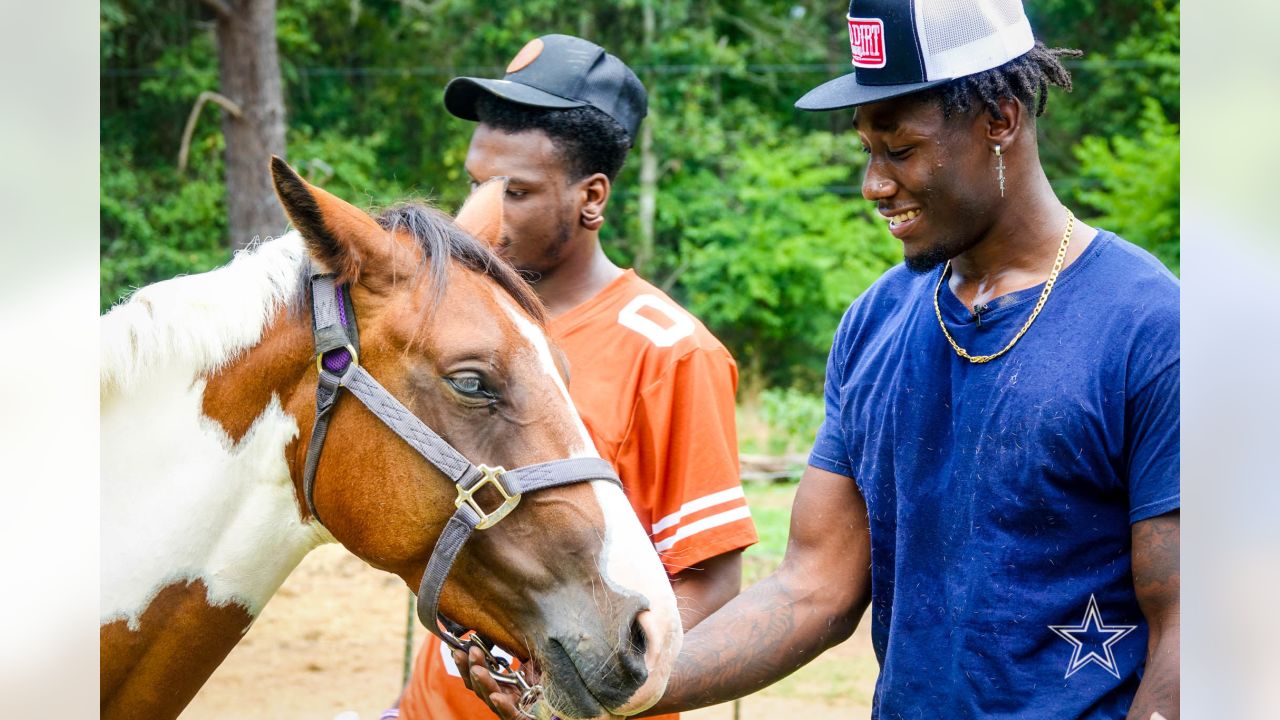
[375,203,546,326]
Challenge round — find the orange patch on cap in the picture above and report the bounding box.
[506,38,544,74]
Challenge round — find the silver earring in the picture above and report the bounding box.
[995,144,1006,198]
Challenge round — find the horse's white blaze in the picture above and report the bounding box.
[100,233,327,630]
[499,295,681,713]
[591,479,682,714]
[498,297,595,458]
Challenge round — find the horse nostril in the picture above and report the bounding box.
[629,615,648,657]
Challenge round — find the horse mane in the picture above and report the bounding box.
[374,202,546,325]
[100,233,309,397]
[101,203,544,397]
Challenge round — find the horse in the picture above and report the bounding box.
[100,158,681,720]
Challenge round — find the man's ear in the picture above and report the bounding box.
[984,96,1025,151]
[455,176,508,248]
[270,156,412,286]
[579,172,610,232]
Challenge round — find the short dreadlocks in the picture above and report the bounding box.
[927,42,1083,121]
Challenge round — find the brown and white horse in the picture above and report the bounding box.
[100,159,680,720]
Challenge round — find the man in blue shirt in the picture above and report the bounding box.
[458,2,1179,718]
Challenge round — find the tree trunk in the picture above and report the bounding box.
[634,0,657,274]
[636,116,657,274]
[211,0,287,251]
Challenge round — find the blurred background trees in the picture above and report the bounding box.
[101,0,1180,393]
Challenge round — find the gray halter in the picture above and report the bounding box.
[301,272,621,654]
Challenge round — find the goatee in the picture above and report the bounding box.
[904,246,950,274]
[903,232,980,274]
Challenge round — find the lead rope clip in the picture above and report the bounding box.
[516,685,542,719]
[463,635,544,718]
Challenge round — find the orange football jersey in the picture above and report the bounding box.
[401,270,757,719]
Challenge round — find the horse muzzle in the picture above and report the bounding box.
[536,601,681,719]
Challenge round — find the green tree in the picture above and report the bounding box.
[657,119,896,388]
[101,0,1180,387]
[1074,98,1180,272]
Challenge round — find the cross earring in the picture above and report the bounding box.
[995,144,1006,198]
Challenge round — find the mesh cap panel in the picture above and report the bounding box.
[916,0,1034,82]
[922,0,1026,55]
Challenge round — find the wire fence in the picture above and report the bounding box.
[100,57,1168,79]
[100,56,1142,201]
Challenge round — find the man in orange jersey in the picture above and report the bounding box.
[388,34,758,720]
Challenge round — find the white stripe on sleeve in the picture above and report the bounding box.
[653,506,753,553]
[651,486,746,535]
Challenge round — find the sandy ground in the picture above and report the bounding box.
[182,544,876,719]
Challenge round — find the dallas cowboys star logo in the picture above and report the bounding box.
[1048,594,1137,679]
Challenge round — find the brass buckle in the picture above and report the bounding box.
[316,343,359,374]
[456,464,521,530]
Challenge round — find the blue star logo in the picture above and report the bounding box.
[1048,594,1138,679]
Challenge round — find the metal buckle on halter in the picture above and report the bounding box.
[456,464,521,530]
[315,343,359,375]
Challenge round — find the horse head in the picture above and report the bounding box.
[270,159,680,718]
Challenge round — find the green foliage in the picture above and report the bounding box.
[742,482,798,567]
[663,122,898,387]
[100,127,398,311]
[101,0,1181,384]
[288,127,413,208]
[757,387,826,455]
[100,144,229,310]
[1074,99,1180,273]
[1025,1,1180,185]
[737,385,823,462]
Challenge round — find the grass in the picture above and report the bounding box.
[767,653,879,706]
[741,481,797,584]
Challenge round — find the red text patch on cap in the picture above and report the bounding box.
[847,16,886,69]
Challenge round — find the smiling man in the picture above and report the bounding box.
[461,3,1179,719]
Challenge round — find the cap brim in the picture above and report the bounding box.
[444,77,587,121]
[794,73,950,112]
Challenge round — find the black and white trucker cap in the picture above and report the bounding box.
[796,0,1035,111]
[444,34,648,142]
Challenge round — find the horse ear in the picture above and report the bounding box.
[454,177,508,248]
[270,156,392,283]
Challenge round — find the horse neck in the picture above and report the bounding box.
[101,235,330,634]
[100,314,326,719]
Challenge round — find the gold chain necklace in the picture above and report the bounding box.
[933,210,1075,364]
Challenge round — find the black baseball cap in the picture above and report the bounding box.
[796,0,1035,111]
[444,34,648,142]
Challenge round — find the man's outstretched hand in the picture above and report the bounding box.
[453,647,637,720]
[452,646,544,720]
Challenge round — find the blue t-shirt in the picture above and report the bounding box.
[809,231,1179,719]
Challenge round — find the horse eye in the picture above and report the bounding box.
[446,374,494,400]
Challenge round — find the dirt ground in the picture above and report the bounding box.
[183,544,876,719]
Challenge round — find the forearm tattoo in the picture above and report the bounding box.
[1127,512,1180,720]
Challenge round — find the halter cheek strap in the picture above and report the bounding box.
[300,273,621,654]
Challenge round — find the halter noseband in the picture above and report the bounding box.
[300,272,621,667]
